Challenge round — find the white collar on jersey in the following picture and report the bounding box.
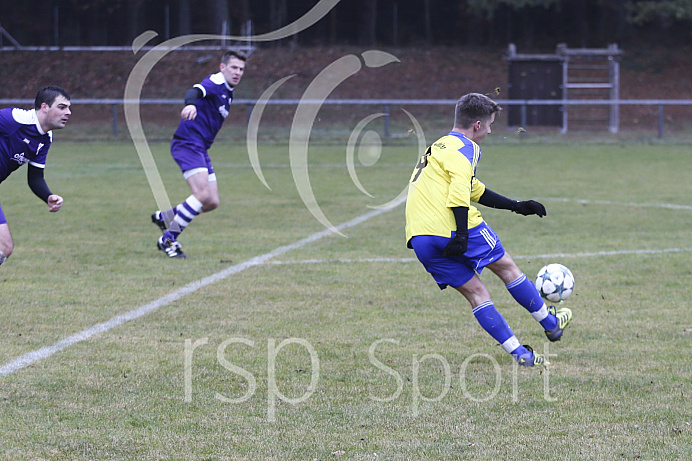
[12,108,46,135]
[32,109,47,135]
[210,72,234,91]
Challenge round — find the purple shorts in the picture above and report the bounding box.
[170,137,215,176]
[410,222,506,290]
[0,203,6,225]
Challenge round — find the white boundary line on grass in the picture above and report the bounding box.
[265,247,692,266]
[538,197,692,211]
[0,198,405,378]
[2,193,689,377]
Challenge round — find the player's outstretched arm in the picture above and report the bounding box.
[27,164,62,212]
[181,87,204,120]
[478,189,546,217]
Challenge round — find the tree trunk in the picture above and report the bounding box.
[269,0,287,47]
[86,2,106,45]
[424,0,432,45]
[127,0,145,44]
[360,0,377,46]
[207,0,230,38]
[328,6,338,44]
[179,0,191,36]
[240,0,251,35]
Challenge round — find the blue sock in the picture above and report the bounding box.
[510,345,532,360]
[506,274,557,331]
[472,301,524,355]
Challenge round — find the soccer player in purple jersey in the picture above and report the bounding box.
[152,50,247,258]
[0,86,70,267]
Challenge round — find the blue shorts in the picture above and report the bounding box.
[170,137,215,177]
[410,222,506,290]
[0,203,6,225]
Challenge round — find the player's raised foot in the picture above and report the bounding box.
[513,345,549,368]
[157,236,186,259]
[544,304,573,342]
[151,211,167,232]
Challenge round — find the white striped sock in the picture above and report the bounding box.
[170,195,203,237]
[501,336,520,354]
[531,304,549,322]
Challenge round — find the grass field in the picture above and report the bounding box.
[0,134,690,460]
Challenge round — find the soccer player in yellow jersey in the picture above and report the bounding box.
[405,93,572,367]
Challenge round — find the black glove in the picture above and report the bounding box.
[443,231,468,257]
[512,200,546,217]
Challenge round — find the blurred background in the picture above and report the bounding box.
[1,0,690,140]
[1,0,690,48]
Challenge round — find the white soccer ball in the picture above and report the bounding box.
[535,263,575,302]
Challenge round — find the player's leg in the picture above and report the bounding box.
[487,252,554,328]
[0,206,14,266]
[155,141,213,258]
[487,253,572,341]
[153,170,219,230]
[410,233,545,367]
[188,170,219,212]
[187,148,219,212]
[158,169,219,259]
[446,224,534,362]
[454,277,546,367]
[154,139,208,227]
[160,169,206,239]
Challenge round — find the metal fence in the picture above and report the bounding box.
[2,98,691,138]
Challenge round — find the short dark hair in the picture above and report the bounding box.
[221,49,247,65]
[34,86,70,110]
[454,93,501,129]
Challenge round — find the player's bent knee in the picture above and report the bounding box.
[0,240,12,259]
[202,193,220,210]
[455,276,491,306]
[201,198,219,212]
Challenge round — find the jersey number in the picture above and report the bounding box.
[411,147,431,184]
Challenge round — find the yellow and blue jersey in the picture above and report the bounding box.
[405,131,486,246]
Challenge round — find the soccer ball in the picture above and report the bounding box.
[535,263,575,302]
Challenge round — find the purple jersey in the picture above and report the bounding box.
[173,72,234,149]
[0,108,52,184]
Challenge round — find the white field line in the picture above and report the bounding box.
[2,195,688,377]
[538,197,692,211]
[266,247,692,266]
[0,198,404,378]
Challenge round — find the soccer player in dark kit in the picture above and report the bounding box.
[152,50,247,258]
[0,86,70,267]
